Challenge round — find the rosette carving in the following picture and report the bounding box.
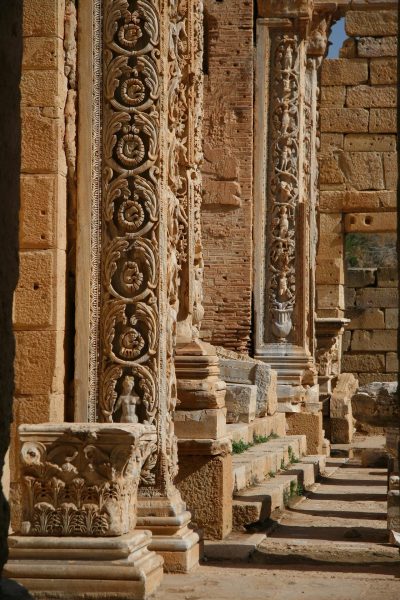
[100,0,161,482]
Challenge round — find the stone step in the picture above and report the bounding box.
[227,413,286,444]
[232,435,307,492]
[232,455,326,530]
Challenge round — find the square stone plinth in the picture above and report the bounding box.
[4,531,164,599]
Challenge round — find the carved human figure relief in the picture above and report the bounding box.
[113,375,140,423]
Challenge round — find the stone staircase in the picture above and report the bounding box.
[227,417,326,531]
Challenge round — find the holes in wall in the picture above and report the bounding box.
[327,17,346,58]
[33,283,40,291]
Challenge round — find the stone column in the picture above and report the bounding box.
[4,423,164,598]
[171,0,232,541]
[253,1,333,453]
[74,0,200,572]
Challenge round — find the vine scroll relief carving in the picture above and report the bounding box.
[267,33,300,342]
[99,0,162,491]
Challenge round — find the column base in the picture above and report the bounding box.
[3,531,164,599]
[137,494,201,572]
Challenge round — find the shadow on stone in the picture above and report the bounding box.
[1,579,34,600]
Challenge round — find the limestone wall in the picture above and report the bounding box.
[9,0,71,525]
[200,0,254,353]
[317,3,397,384]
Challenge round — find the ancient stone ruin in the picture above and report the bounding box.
[0,1,398,598]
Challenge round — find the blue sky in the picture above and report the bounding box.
[327,18,347,58]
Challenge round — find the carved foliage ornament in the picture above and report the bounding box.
[267,34,299,341]
[19,428,156,537]
[100,1,161,441]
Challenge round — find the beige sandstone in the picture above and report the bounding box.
[316,258,344,285]
[370,108,397,133]
[386,352,398,373]
[320,108,369,133]
[383,152,398,190]
[338,151,384,190]
[345,10,398,37]
[385,308,398,329]
[317,286,345,311]
[346,268,376,288]
[23,0,65,38]
[21,107,66,174]
[19,174,66,250]
[346,308,385,330]
[22,36,63,70]
[351,329,397,351]
[342,353,385,373]
[319,190,396,212]
[370,57,397,85]
[358,373,397,385]
[321,59,368,86]
[344,212,396,232]
[346,85,397,108]
[357,35,397,57]
[20,69,66,108]
[320,134,344,151]
[286,413,323,455]
[321,86,346,106]
[356,287,398,308]
[377,267,397,287]
[344,134,396,152]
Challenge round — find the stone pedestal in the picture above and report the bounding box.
[5,532,163,600]
[329,372,358,444]
[176,439,232,540]
[4,423,163,599]
[174,340,232,541]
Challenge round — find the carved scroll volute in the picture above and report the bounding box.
[266,33,300,343]
[100,0,162,490]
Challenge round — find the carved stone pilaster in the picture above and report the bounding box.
[253,6,333,408]
[4,423,164,599]
[73,0,200,572]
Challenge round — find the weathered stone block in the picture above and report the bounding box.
[14,330,65,396]
[357,36,397,57]
[338,152,384,191]
[339,38,357,59]
[21,69,66,108]
[320,155,345,185]
[319,213,342,236]
[346,10,398,37]
[356,288,398,309]
[23,0,65,38]
[346,268,376,288]
[317,285,345,310]
[342,330,352,352]
[370,108,396,133]
[321,134,344,152]
[316,258,344,285]
[385,308,398,329]
[218,355,278,417]
[377,267,397,288]
[351,329,397,351]
[21,107,66,174]
[386,352,398,373]
[20,174,66,250]
[342,353,385,373]
[174,409,226,439]
[320,108,369,133]
[344,134,396,152]
[225,384,257,424]
[317,233,344,258]
[344,212,396,232]
[22,37,63,70]
[358,373,397,386]
[383,152,397,190]
[346,85,396,108]
[347,307,385,330]
[321,59,368,85]
[370,57,397,85]
[345,287,356,308]
[286,412,323,455]
[319,190,393,213]
[352,382,399,428]
[13,250,65,329]
[176,451,232,540]
[321,86,346,106]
